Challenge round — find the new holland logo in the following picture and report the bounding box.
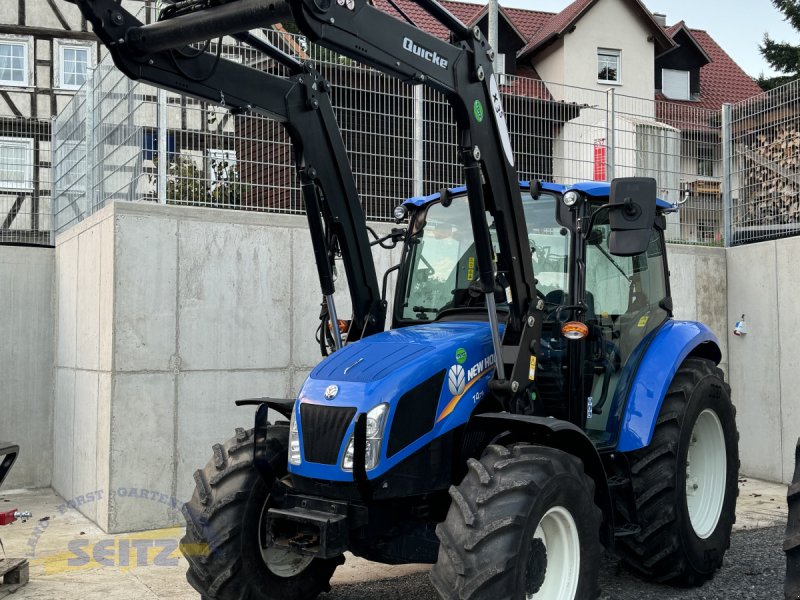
[402,37,449,69]
[324,384,339,400]
[448,364,466,396]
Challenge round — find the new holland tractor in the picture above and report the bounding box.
[73,0,739,598]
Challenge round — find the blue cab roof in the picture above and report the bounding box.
[403,181,672,210]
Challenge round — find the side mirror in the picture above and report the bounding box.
[608,177,656,256]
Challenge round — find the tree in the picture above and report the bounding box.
[758,0,800,90]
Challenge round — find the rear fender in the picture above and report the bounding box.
[469,414,614,548]
[616,320,721,452]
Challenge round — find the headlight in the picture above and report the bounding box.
[342,403,389,472]
[393,205,408,222]
[288,405,301,465]
[563,190,581,206]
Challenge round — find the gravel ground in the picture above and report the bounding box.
[321,526,785,600]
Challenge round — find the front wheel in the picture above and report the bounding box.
[431,443,602,600]
[619,357,739,585]
[180,426,341,600]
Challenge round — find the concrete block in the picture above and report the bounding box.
[177,220,291,370]
[96,373,112,531]
[775,237,800,483]
[76,226,101,371]
[291,230,330,367]
[72,371,99,522]
[0,246,54,489]
[174,370,290,502]
[108,373,178,533]
[726,241,782,482]
[666,245,698,322]
[694,249,728,364]
[113,214,178,372]
[56,235,78,369]
[98,216,115,372]
[53,368,76,499]
[291,368,312,399]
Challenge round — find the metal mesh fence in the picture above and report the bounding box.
[729,79,800,245]
[49,25,770,247]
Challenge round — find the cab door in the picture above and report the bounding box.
[582,210,670,444]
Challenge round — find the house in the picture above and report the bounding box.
[0,0,102,243]
[373,0,762,240]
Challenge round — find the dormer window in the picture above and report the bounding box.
[662,69,690,100]
[597,49,620,84]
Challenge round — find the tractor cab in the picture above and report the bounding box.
[393,181,674,449]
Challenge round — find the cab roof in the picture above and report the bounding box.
[402,181,672,210]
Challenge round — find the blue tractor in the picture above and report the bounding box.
[179,181,737,600]
[72,0,738,598]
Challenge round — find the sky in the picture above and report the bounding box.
[497,0,796,78]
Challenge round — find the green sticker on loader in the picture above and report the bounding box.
[473,100,484,123]
[456,348,467,364]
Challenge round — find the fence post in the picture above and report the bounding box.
[608,88,616,181]
[157,88,168,204]
[84,67,96,221]
[721,103,733,246]
[412,84,424,198]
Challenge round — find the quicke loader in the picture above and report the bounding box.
[73,0,739,598]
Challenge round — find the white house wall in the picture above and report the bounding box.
[558,0,656,111]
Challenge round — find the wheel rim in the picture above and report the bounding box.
[258,500,314,578]
[526,506,581,600]
[686,408,727,539]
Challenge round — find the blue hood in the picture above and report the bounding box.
[293,322,499,481]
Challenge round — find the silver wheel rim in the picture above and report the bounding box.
[527,506,581,600]
[258,500,314,578]
[686,408,727,539]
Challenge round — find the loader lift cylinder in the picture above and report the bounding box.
[126,0,292,54]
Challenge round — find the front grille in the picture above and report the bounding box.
[300,404,356,465]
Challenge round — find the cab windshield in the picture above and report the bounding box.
[400,192,569,321]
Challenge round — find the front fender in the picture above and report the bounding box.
[470,414,614,548]
[616,320,721,452]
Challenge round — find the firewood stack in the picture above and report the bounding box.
[741,126,800,226]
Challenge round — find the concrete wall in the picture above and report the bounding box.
[0,246,54,489]
[727,237,800,484]
[667,244,728,375]
[53,201,400,532]
[44,196,795,533]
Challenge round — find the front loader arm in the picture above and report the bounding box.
[70,0,386,343]
[289,0,543,397]
[72,0,543,401]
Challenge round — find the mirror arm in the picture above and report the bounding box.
[580,200,636,240]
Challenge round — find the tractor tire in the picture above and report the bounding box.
[618,357,738,585]
[430,443,602,600]
[786,437,800,600]
[180,425,340,600]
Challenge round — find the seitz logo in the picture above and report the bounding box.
[402,37,449,69]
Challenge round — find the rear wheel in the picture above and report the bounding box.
[619,357,738,585]
[180,425,340,600]
[431,443,602,600]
